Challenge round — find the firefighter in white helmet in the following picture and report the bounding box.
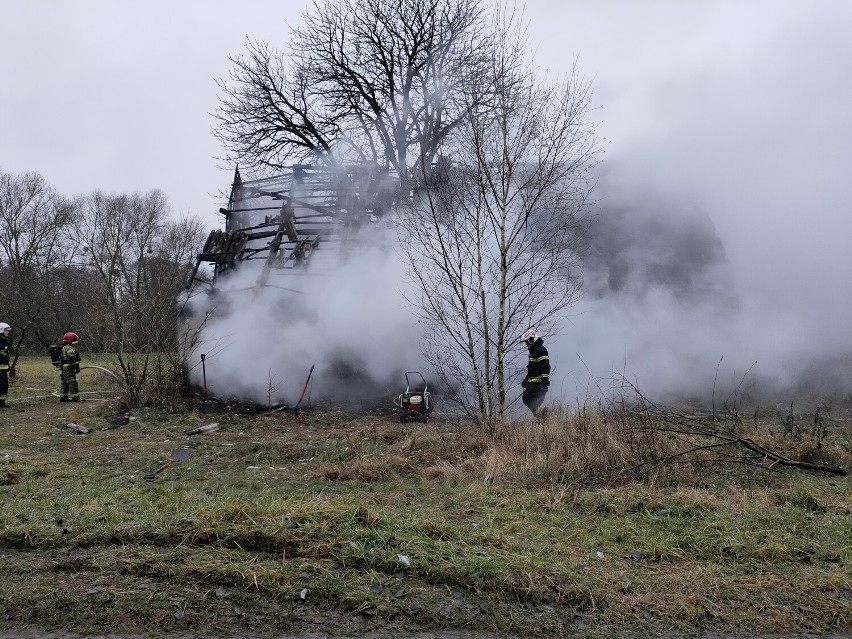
[520,328,550,418]
[0,322,11,407]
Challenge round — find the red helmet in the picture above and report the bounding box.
[63,332,79,343]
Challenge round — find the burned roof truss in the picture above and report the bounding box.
[188,163,398,291]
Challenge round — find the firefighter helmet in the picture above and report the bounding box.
[521,329,537,343]
[63,332,79,343]
[0,322,10,333]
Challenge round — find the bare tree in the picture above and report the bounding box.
[77,190,205,406]
[400,12,599,431]
[0,170,78,375]
[215,0,488,179]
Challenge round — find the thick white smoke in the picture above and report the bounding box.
[539,1,852,409]
[189,1,852,414]
[185,232,429,408]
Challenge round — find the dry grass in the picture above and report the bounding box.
[477,402,849,489]
[0,357,850,638]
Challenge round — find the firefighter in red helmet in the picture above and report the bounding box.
[58,331,82,402]
[521,329,550,418]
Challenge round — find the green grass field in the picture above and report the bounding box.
[0,357,849,638]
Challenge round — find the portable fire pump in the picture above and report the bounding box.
[396,371,433,423]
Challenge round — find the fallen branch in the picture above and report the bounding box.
[620,379,847,477]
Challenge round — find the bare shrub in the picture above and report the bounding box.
[77,190,206,407]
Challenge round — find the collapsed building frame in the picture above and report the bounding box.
[187,163,399,292]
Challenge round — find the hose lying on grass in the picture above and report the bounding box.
[79,365,120,380]
[9,390,117,402]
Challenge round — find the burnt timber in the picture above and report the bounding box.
[188,164,398,291]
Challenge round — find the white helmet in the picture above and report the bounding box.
[0,322,10,334]
[521,328,537,343]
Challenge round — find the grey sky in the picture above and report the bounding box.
[3,0,851,403]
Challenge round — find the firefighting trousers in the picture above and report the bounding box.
[522,386,548,416]
[60,371,79,401]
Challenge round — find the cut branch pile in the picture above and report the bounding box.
[621,381,847,477]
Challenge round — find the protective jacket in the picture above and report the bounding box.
[58,340,81,402]
[0,335,9,371]
[60,342,81,374]
[0,334,10,406]
[524,338,550,388]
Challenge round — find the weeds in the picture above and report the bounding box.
[0,357,850,637]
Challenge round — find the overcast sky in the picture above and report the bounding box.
[3,0,851,404]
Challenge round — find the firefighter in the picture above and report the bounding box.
[0,322,11,408]
[521,328,550,418]
[58,331,82,402]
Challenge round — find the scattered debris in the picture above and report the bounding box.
[143,447,192,481]
[185,423,220,435]
[170,448,192,462]
[0,471,20,486]
[55,422,91,434]
[109,411,135,429]
[396,553,410,567]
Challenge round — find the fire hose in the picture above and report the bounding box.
[79,365,120,380]
[5,366,119,403]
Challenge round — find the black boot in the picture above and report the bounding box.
[60,396,69,402]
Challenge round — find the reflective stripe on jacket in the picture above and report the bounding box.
[525,338,550,387]
[0,336,9,370]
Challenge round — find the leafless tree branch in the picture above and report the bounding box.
[620,378,848,477]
